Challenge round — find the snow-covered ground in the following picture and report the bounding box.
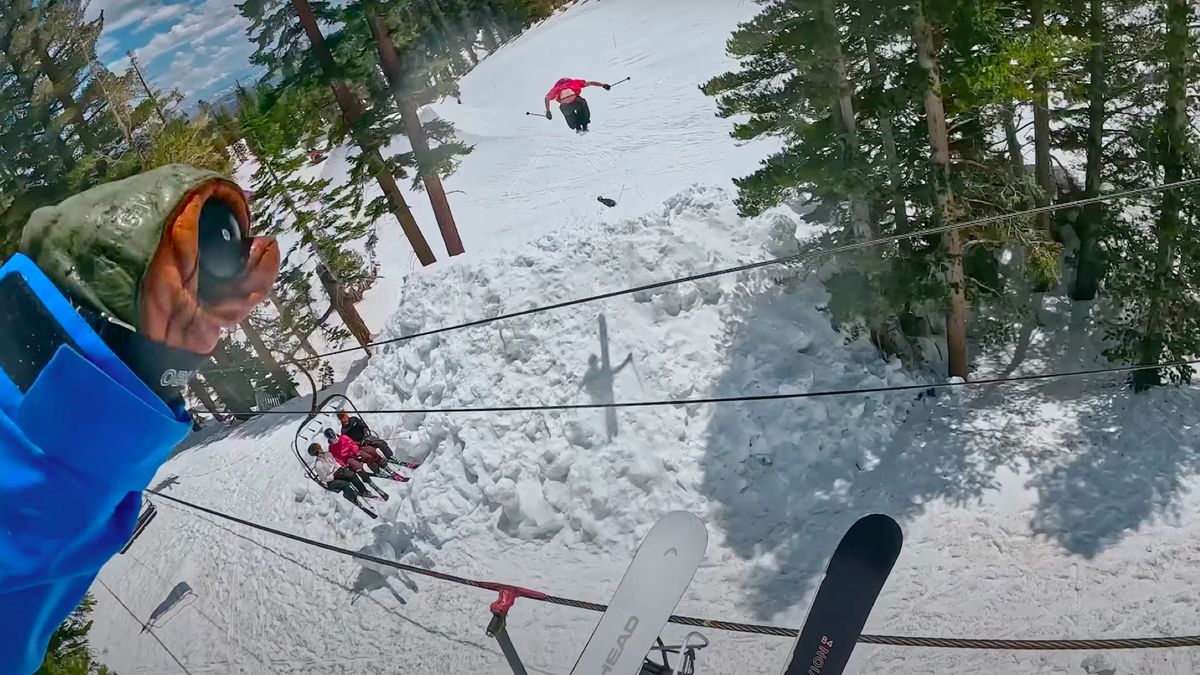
[90,1,1200,674]
[321,0,777,323]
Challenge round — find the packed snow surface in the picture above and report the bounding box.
[89,0,1200,673]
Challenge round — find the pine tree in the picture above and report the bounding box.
[238,0,438,265]
[189,378,228,423]
[240,314,300,400]
[353,0,473,255]
[0,0,124,254]
[37,594,118,674]
[1066,0,1108,299]
[208,339,270,418]
[1119,0,1199,389]
[704,0,1063,378]
[235,81,377,356]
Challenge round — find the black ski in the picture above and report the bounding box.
[363,489,390,501]
[354,500,379,519]
[780,514,902,675]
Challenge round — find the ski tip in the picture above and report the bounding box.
[842,513,904,562]
[853,513,902,540]
[656,510,709,545]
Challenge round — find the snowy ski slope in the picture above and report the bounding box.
[90,1,1200,674]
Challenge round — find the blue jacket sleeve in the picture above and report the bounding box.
[0,345,190,674]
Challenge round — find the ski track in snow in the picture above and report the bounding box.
[90,0,1200,673]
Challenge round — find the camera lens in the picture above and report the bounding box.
[196,201,251,300]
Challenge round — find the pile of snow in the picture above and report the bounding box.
[350,185,920,555]
[91,184,927,674]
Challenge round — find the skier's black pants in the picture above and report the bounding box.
[327,467,370,503]
[559,98,591,130]
[361,438,392,459]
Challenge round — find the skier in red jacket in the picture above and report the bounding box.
[323,428,401,480]
[544,77,611,132]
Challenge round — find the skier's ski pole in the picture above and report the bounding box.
[525,112,548,118]
[608,76,632,88]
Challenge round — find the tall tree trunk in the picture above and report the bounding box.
[820,0,873,240]
[127,50,169,125]
[317,263,373,354]
[866,38,908,236]
[270,290,318,356]
[1002,102,1025,177]
[1134,0,1188,390]
[365,7,466,256]
[1072,0,1106,301]
[252,144,376,345]
[291,0,437,266]
[915,1,968,379]
[1030,0,1055,237]
[189,378,227,422]
[92,61,146,167]
[240,319,298,399]
[1001,103,1040,369]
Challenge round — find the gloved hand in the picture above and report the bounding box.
[545,110,552,120]
[22,164,280,398]
[602,83,611,91]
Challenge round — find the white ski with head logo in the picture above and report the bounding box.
[570,511,708,675]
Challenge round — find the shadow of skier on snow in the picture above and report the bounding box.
[577,313,638,441]
[141,581,196,633]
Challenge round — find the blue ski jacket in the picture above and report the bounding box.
[0,254,190,674]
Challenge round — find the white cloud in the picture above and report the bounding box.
[150,25,256,99]
[96,0,192,31]
[89,0,153,20]
[105,6,153,31]
[104,0,260,101]
[137,7,245,63]
[106,55,132,72]
[97,37,120,59]
[137,3,191,30]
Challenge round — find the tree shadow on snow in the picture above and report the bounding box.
[970,295,1200,558]
[1027,384,1200,557]
[575,313,637,441]
[701,279,1200,618]
[697,280,1000,618]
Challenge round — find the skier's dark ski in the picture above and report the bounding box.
[355,500,379,519]
[363,485,390,501]
[779,514,903,675]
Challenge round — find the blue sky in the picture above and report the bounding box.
[91,0,262,103]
